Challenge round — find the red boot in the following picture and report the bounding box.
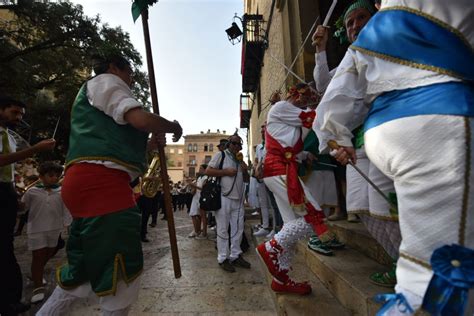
[256,239,289,282]
[271,278,312,295]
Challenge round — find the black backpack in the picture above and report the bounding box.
[199,152,225,212]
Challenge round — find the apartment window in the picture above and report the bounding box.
[189,167,196,178]
[205,155,211,164]
[204,144,208,151]
[170,148,175,154]
[189,155,196,165]
[187,144,192,152]
[193,144,198,152]
[209,144,214,152]
[178,149,183,154]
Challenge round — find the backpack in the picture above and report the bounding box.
[199,152,225,212]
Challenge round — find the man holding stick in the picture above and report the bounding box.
[38,54,182,316]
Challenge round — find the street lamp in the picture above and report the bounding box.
[225,14,243,45]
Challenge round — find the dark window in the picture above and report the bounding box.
[187,144,192,152]
[189,167,195,177]
[209,144,214,152]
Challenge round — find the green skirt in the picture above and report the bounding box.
[57,207,143,296]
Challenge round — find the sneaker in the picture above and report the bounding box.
[253,224,262,230]
[308,237,333,256]
[369,264,397,287]
[251,211,259,216]
[324,237,345,249]
[347,214,360,223]
[210,226,216,231]
[266,230,275,239]
[256,240,289,282]
[253,227,270,237]
[219,259,236,273]
[195,234,208,240]
[328,213,345,221]
[231,255,251,269]
[31,287,46,304]
[271,278,312,295]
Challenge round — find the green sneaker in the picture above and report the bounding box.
[323,237,345,249]
[369,264,397,287]
[308,237,333,256]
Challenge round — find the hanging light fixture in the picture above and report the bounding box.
[225,14,243,45]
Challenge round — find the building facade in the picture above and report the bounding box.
[164,144,185,184]
[183,130,230,179]
[240,0,351,161]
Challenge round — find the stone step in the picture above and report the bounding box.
[248,220,351,316]
[328,221,393,266]
[297,241,394,316]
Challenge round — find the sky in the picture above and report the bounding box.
[74,0,244,144]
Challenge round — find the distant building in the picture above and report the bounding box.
[183,129,230,179]
[164,144,185,184]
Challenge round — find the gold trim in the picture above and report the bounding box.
[350,46,465,80]
[399,252,431,270]
[65,156,142,173]
[351,6,473,80]
[379,6,472,52]
[459,117,471,246]
[56,254,143,296]
[349,209,399,222]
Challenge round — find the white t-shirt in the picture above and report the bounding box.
[22,186,72,234]
[208,150,244,200]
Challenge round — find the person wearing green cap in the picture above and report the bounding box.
[311,0,401,288]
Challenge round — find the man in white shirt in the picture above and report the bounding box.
[317,1,474,314]
[0,96,56,315]
[206,134,251,273]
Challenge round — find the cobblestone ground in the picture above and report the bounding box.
[14,208,276,315]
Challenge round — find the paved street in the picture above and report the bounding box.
[15,209,276,315]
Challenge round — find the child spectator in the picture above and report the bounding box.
[21,161,71,304]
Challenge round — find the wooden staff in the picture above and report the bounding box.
[141,8,181,278]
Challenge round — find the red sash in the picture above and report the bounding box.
[263,130,328,236]
[61,163,136,218]
[263,131,305,207]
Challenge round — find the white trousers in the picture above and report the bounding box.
[256,181,272,228]
[248,177,260,209]
[365,115,474,311]
[37,277,141,315]
[215,196,245,263]
[304,170,338,216]
[264,175,322,222]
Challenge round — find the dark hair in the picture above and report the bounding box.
[38,161,64,176]
[0,96,26,110]
[92,54,131,75]
[200,164,208,170]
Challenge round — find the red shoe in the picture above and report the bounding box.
[256,239,289,282]
[271,278,312,295]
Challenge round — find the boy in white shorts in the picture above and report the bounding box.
[22,161,72,304]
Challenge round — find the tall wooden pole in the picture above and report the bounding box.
[141,9,181,278]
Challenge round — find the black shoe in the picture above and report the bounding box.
[231,255,251,269]
[149,222,157,227]
[219,259,236,273]
[141,238,150,242]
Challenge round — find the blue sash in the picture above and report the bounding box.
[364,82,474,131]
[352,8,474,81]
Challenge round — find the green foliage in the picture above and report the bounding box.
[0,0,150,162]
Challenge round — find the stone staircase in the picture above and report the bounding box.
[249,217,395,316]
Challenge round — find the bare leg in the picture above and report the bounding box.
[199,208,207,237]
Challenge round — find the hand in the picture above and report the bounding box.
[305,153,317,167]
[312,25,329,52]
[148,133,166,150]
[331,146,356,165]
[33,139,56,152]
[172,120,182,142]
[240,161,248,172]
[224,168,237,177]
